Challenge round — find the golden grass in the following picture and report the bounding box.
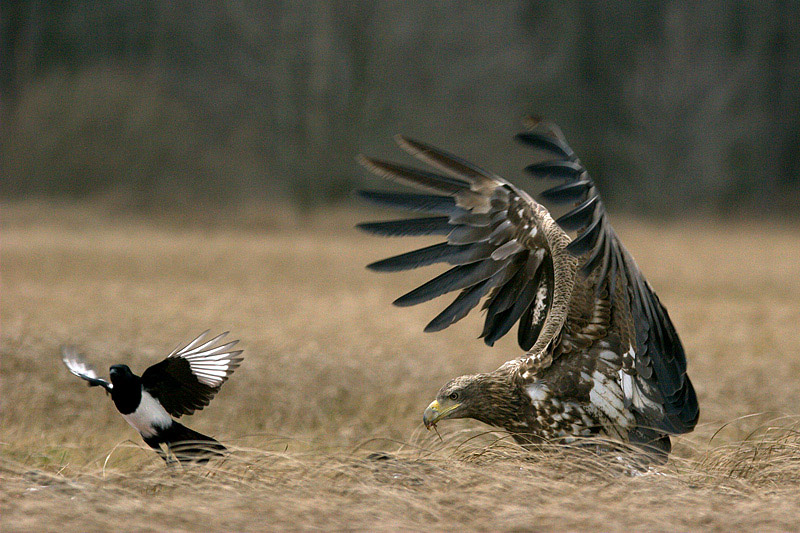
[3,201,800,530]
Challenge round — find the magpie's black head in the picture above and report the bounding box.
[109,364,138,387]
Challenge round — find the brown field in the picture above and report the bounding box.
[3,201,800,531]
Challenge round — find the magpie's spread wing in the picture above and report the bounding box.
[140,331,243,417]
[517,119,698,435]
[61,346,112,391]
[357,134,576,360]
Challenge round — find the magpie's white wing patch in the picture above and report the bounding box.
[62,346,99,379]
[167,330,243,388]
[61,346,112,390]
[141,331,243,417]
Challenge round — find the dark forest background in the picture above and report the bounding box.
[2,1,799,215]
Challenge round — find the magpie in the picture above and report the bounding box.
[61,330,243,464]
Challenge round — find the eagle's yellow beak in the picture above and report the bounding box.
[423,398,461,429]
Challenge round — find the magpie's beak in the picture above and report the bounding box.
[423,399,461,429]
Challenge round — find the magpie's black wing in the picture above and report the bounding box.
[61,346,112,391]
[140,331,243,417]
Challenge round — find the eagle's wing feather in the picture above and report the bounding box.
[61,346,112,391]
[358,135,577,360]
[141,330,243,417]
[518,120,698,436]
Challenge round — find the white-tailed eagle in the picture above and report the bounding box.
[357,119,698,460]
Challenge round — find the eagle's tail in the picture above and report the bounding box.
[161,422,226,464]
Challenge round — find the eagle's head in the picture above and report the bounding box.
[423,370,521,430]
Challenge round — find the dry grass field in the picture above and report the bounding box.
[3,201,800,531]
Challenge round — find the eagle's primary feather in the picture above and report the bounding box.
[358,120,699,459]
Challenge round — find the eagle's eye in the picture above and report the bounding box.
[448,392,459,401]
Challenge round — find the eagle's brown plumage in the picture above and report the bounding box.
[358,119,699,459]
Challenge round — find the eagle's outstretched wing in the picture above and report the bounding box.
[61,346,112,391]
[358,135,577,361]
[358,122,698,438]
[517,119,698,436]
[141,330,243,417]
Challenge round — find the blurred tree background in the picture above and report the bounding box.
[2,1,799,214]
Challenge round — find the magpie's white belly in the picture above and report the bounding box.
[122,390,173,438]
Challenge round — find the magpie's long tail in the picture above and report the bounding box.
[161,422,226,464]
